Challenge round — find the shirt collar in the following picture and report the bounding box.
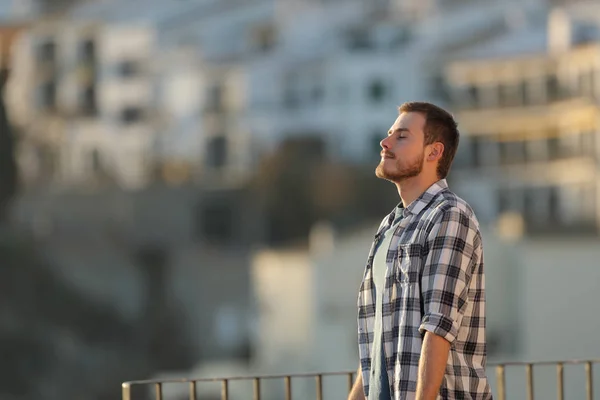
[398,179,448,217]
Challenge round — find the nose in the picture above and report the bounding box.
[380,135,391,150]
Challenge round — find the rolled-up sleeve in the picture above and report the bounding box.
[418,206,480,344]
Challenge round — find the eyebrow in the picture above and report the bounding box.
[388,128,410,136]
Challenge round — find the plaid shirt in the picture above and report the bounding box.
[357,179,492,400]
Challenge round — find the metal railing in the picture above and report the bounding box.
[494,359,596,400]
[122,359,599,400]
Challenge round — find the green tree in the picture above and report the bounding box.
[251,136,326,245]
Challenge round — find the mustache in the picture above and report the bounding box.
[381,151,395,158]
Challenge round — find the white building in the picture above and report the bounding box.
[7,0,549,191]
[242,0,550,164]
[7,19,159,190]
[442,1,600,235]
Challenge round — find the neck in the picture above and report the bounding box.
[395,174,440,207]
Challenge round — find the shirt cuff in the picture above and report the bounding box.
[419,313,459,343]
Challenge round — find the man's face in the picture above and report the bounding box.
[375,112,427,183]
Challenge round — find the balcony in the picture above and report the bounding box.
[452,156,597,187]
[455,97,600,136]
[122,359,598,400]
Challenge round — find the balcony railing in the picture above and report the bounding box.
[122,359,598,400]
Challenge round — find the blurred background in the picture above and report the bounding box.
[0,0,600,399]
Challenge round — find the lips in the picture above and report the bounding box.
[381,152,395,159]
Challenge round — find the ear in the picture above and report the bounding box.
[427,142,444,162]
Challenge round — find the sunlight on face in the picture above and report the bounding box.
[375,112,426,183]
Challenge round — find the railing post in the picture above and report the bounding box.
[586,362,593,400]
[188,381,197,400]
[122,383,131,400]
[496,365,506,400]
[118,362,600,400]
[316,374,323,400]
[253,378,261,400]
[284,376,292,400]
[556,363,564,400]
[526,363,534,400]
[347,372,354,394]
[220,379,228,400]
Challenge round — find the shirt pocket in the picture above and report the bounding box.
[395,243,423,285]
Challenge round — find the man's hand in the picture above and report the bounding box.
[348,366,366,400]
[415,331,451,400]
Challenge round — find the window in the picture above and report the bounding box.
[549,186,560,222]
[91,149,102,173]
[547,136,560,159]
[389,27,412,49]
[518,82,528,105]
[546,75,559,101]
[582,131,596,157]
[368,79,387,103]
[198,201,234,243]
[40,81,56,111]
[81,86,97,116]
[251,24,276,52]
[578,69,594,98]
[37,40,55,63]
[429,74,451,103]
[498,189,511,213]
[559,133,583,157]
[80,39,95,62]
[527,78,546,105]
[117,61,140,78]
[206,136,227,169]
[581,184,596,221]
[526,139,548,162]
[523,189,534,221]
[525,187,550,226]
[120,107,143,124]
[499,83,525,107]
[206,84,224,112]
[345,27,372,50]
[499,141,526,164]
[467,85,479,108]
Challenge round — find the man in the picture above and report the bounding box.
[348,102,492,400]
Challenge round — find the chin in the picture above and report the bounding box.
[375,166,394,180]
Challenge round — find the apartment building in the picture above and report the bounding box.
[242,0,549,166]
[7,19,158,190]
[443,2,600,236]
[7,0,549,191]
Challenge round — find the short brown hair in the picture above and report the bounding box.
[398,101,459,179]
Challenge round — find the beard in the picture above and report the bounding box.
[375,150,424,183]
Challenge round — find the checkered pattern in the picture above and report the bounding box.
[357,179,492,400]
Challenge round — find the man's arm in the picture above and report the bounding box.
[417,207,480,397]
[347,366,365,400]
[415,331,451,400]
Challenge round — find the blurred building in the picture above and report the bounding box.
[242,0,549,164]
[7,20,158,190]
[444,1,600,236]
[6,0,550,192]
